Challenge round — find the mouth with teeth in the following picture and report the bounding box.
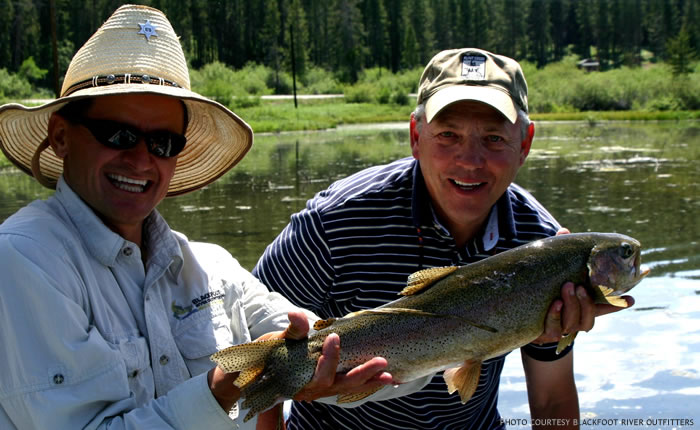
[107,174,150,193]
[450,179,485,191]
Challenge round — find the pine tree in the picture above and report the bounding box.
[0,0,15,70]
[666,27,697,75]
[330,0,366,82]
[362,0,390,68]
[286,0,310,78]
[528,0,552,66]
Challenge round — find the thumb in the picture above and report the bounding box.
[283,311,310,340]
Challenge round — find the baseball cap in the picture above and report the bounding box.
[416,48,528,124]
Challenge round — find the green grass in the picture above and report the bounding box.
[236,100,415,133]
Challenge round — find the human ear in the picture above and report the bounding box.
[410,113,420,159]
[519,122,535,164]
[47,113,70,159]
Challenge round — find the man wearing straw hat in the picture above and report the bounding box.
[0,5,403,429]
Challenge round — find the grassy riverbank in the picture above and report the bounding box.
[237,100,700,133]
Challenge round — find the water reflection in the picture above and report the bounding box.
[1,120,698,426]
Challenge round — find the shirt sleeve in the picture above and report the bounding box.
[0,234,235,430]
[253,198,336,314]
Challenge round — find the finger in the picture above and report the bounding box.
[576,286,596,332]
[534,299,563,344]
[556,227,571,235]
[283,311,310,340]
[341,357,390,385]
[560,282,581,334]
[293,334,341,401]
[314,333,341,386]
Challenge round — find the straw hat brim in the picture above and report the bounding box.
[0,85,253,196]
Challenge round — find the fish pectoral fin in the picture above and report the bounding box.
[234,366,265,390]
[401,266,460,296]
[556,332,578,354]
[443,360,481,404]
[313,318,337,330]
[337,386,384,404]
[594,285,630,307]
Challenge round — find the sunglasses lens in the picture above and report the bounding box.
[78,119,185,158]
[146,132,186,158]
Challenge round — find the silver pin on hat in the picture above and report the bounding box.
[138,20,158,41]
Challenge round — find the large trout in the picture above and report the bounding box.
[212,232,649,421]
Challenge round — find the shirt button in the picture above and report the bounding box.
[123,247,133,257]
[53,374,64,384]
[159,355,169,365]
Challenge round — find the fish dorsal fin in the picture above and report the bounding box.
[443,360,481,404]
[401,266,460,296]
[594,285,630,307]
[337,385,383,404]
[313,318,337,330]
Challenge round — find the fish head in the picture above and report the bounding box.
[587,234,650,297]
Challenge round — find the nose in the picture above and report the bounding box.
[120,138,154,169]
[454,137,485,169]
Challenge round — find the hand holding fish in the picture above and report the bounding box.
[532,229,636,346]
[208,310,394,419]
[270,311,395,403]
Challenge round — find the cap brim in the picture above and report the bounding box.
[424,86,518,123]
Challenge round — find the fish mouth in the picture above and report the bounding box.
[450,179,485,191]
[635,252,651,281]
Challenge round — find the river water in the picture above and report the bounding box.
[1,120,698,428]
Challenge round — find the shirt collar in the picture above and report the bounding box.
[410,160,517,252]
[54,176,182,271]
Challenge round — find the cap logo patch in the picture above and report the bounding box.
[462,55,486,80]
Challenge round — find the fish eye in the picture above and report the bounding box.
[619,242,634,259]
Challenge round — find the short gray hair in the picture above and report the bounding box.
[413,103,531,140]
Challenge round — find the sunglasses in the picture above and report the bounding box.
[69,117,187,158]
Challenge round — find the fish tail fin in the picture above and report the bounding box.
[556,332,578,354]
[444,360,481,404]
[210,339,287,421]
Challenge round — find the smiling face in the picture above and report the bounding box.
[411,100,534,246]
[48,94,185,245]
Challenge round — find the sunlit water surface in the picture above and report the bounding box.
[1,120,698,428]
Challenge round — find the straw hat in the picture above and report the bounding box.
[0,4,252,196]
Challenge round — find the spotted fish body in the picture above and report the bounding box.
[212,233,650,421]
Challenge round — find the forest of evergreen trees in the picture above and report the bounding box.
[1,0,699,92]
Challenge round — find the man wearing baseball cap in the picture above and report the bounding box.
[0,5,399,429]
[254,48,635,429]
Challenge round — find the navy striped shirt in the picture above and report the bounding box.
[253,157,568,430]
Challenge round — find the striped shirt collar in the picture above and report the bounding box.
[410,159,517,252]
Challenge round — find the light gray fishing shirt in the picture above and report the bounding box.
[0,177,307,429]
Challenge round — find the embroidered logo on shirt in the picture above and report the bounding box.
[172,290,225,320]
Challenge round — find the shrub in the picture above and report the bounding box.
[301,67,342,94]
[0,68,33,102]
[344,83,374,103]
